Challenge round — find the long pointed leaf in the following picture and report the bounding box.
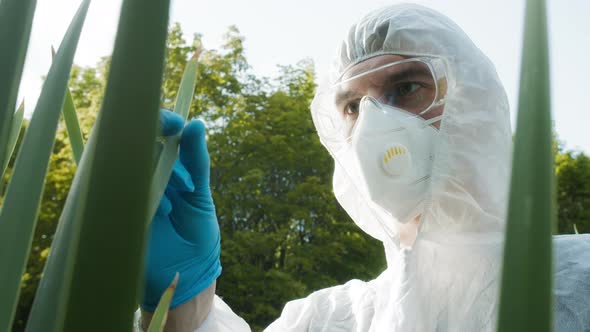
[174,49,202,119]
[147,273,179,332]
[497,0,554,331]
[62,0,171,330]
[0,1,90,330]
[62,83,85,164]
[149,136,180,218]
[26,125,97,332]
[0,0,36,171]
[52,46,85,165]
[1,100,25,180]
[0,100,25,196]
[148,50,201,219]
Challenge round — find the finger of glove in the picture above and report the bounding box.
[168,159,195,192]
[159,108,184,137]
[167,187,219,245]
[173,119,216,243]
[179,119,210,187]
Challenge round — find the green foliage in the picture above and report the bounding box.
[1,101,24,182]
[60,85,84,165]
[68,61,107,109]
[57,0,171,329]
[9,57,102,332]
[161,23,197,109]
[0,1,90,329]
[0,0,36,171]
[556,150,590,234]
[148,41,200,220]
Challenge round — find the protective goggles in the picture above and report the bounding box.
[312,55,448,152]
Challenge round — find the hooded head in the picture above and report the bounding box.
[311,4,512,253]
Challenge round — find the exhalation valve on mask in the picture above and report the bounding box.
[382,144,411,177]
[346,96,441,224]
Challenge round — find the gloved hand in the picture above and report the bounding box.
[141,109,221,312]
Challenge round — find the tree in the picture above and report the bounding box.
[556,150,590,234]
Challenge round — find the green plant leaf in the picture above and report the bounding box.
[52,46,85,164]
[148,49,201,219]
[149,135,180,218]
[147,273,179,332]
[497,0,554,331]
[62,85,85,164]
[174,49,202,119]
[0,1,90,330]
[0,0,36,182]
[26,126,97,332]
[1,100,25,180]
[59,0,171,330]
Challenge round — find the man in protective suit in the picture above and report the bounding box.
[137,4,590,331]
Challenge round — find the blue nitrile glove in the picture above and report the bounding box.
[141,109,221,312]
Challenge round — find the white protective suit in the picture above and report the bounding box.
[138,4,590,332]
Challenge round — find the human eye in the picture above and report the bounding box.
[381,82,423,105]
[342,99,361,120]
[396,82,421,96]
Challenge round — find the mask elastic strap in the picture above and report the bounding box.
[422,115,443,127]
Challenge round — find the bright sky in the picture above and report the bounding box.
[19,0,590,153]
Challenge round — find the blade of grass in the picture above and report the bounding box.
[0,0,36,171]
[173,49,202,119]
[149,136,180,218]
[0,100,25,196]
[147,273,179,332]
[52,46,85,164]
[26,125,98,332]
[0,1,90,330]
[62,85,85,164]
[1,100,25,180]
[497,0,554,331]
[148,49,202,219]
[61,0,171,330]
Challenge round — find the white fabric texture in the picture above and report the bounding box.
[264,234,590,331]
[150,4,590,331]
[133,295,250,332]
[195,295,251,331]
[192,234,590,332]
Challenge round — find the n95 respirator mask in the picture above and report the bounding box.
[337,96,441,224]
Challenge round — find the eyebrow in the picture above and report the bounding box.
[334,66,431,106]
[334,90,361,107]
